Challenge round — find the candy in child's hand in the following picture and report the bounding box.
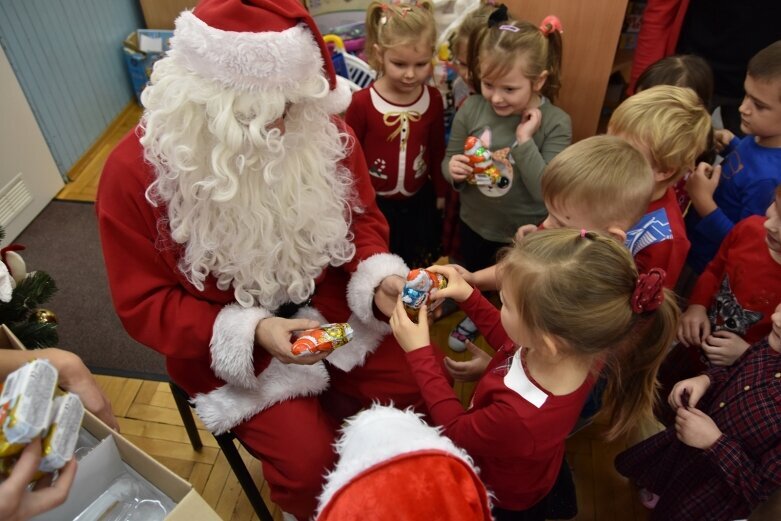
[0,359,58,457]
[291,323,354,356]
[402,268,448,321]
[463,136,501,186]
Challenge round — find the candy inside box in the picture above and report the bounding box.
[0,325,221,521]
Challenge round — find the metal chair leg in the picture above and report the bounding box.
[169,381,274,521]
[169,382,203,451]
[215,432,274,521]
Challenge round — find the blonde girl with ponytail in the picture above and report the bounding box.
[390,228,679,519]
[345,1,447,268]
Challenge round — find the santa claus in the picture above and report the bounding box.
[96,0,431,518]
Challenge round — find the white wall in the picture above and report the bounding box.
[0,45,64,243]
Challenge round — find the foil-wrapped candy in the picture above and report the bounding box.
[291,323,354,356]
[402,268,448,320]
[464,136,502,186]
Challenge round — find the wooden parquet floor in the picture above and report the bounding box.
[68,101,651,520]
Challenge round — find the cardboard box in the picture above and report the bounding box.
[139,0,197,30]
[122,30,174,103]
[0,325,220,521]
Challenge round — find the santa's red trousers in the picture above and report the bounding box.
[232,338,439,520]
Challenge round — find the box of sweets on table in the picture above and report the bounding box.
[0,325,221,521]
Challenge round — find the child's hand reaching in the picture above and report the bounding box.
[714,129,735,153]
[514,223,538,243]
[444,340,491,381]
[701,331,750,366]
[427,264,474,303]
[516,108,542,144]
[668,374,710,410]
[390,300,431,353]
[675,407,722,450]
[677,304,710,347]
[686,163,721,217]
[448,154,473,184]
[445,264,475,286]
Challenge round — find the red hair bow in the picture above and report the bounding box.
[631,268,666,313]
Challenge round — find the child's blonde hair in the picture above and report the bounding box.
[609,85,711,180]
[364,1,436,73]
[498,228,679,441]
[542,135,653,230]
[449,3,494,62]
[468,8,563,101]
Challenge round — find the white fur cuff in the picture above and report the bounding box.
[193,359,330,434]
[210,304,272,388]
[346,253,408,333]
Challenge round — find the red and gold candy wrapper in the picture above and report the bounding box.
[402,268,448,321]
[291,323,354,356]
[0,359,57,458]
[463,136,502,186]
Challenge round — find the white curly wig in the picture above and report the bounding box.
[140,57,357,310]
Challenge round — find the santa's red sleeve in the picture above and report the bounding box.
[338,120,410,333]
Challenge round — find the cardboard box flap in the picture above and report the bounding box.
[81,413,192,501]
[0,325,222,520]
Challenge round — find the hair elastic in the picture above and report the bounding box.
[487,4,509,28]
[539,15,563,35]
[498,24,520,32]
[631,268,666,313]
[580,228,587,238]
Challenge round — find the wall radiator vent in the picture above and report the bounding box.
[0,173,33,229]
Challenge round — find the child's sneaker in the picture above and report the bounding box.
[449,317,478,352]
[639,488,660,509]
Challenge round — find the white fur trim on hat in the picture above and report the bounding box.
[210,304,272,388]
[317,405,479,513]
[171,11,328,94]
[320,76,353,115]
[346,253,409,333]
[192,359,330,434]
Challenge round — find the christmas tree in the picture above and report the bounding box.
[0,225,58,347]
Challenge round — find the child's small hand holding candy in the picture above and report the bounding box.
[427,265,473,304]
[390,300,431,353]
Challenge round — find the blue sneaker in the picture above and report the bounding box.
[449,317,478,352]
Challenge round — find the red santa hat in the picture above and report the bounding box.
[315,405,493,520]
[168,0,351,112]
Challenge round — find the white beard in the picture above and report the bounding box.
[146,107,357,310]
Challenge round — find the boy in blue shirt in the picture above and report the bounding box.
[686,40,781,273]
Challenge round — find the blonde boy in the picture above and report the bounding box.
[446,135,653,377]
[461,135,653,291]
[609,85,711,288]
